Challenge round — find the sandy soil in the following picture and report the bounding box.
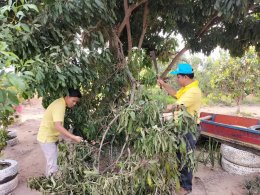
[201,105,260,119]
[3,99,43,195]
[2,99,259,195]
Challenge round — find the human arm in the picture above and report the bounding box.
[54,122,83,143]
[157,79,177,98]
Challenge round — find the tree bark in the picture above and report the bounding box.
[118,0,148,36]
[138,2,149,49]
[109,27,137,104]
[236,97,241,114]
[125,66,137,105]
[124,0,133,57]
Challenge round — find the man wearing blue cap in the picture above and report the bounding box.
[157,63,202,195]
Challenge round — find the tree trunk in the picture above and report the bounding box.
[118,0,148,36]
[138,2,149,49]
[236,97,241,114]
[124,0,133,57]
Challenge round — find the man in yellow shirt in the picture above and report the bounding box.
[157,63,202,195]
[37,88,83,176]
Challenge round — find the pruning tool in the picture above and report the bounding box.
[150,51,160,79]
[81,139,88,144]
[150,51,168,88]
[81,139,104,147]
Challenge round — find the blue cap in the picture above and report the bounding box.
[170,63,193,75]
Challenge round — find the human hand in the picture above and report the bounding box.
[157,79,164,87]
[90,140,96,145]
[90,140,101,145]
[166,104,174,112]
[73,135,83,143]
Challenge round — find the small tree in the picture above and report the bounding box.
[210,47,260,113]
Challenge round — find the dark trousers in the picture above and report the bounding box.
[177,126,200,191]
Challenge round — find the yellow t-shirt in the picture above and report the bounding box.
[37,97,66,143]
[175,81,202,123]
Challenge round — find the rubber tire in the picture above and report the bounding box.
[0,175,18,195]
[220,144,260,168]
[221,157,260,175]
[0,160,18,182]
[6,137,19,147]
[7,131,17,138]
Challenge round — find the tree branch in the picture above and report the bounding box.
[125,65,137,105]
[118,0,148,36]
[111,29,137,101]
[124,0,133,57]
[138,2,149,49]
[160,47,189,78]
[102,134,129,174]
[160,13,221,78]
[196,12,219,38]
[97,114,120,172]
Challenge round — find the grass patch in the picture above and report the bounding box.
[196,137,221,167]
[202,94,233,106]
[0,129,8,152]
[239,112,255,118]
[242,95,260,105]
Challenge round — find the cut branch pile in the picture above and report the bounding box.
[28,98,198,194]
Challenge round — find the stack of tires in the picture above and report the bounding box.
[221,144,260,175]
[0,159,18,194]
[6,131,19,147]
[221,125,260,175]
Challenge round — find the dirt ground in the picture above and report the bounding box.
[2,98,260,195]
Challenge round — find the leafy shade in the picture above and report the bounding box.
[0,0,259,139]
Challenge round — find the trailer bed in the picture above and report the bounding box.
[200,112,260,153]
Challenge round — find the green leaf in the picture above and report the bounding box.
[23,71,35,76]
[98,31,104,44]
[0,51,19,61]
[95,0,104,10]
[55,65,61,73]
[16,11,25,19]
[0,41,8,51]
[24,59,35,66]
[180,138,186,154]
[0,70,5,77]
[4,105,15,112]
[0,90,6,103]
[8,0,12,7]
[20,23,31,32]
[7,90,19,105]
[23,4,39,12]
[130,111,136,121]
[7,74,26,90]
[0,5,11,15]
